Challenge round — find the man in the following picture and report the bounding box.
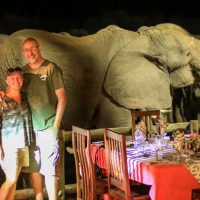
[0,67,36,200]
[22,37,67,200]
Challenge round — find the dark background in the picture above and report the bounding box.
[1,0,200,186]
[1,0,200,35]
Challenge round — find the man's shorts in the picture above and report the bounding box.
[35,126,63,176]
[0,146,29,181]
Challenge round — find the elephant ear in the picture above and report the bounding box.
[103,49,172,110]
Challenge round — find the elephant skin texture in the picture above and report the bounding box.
[0,23,200,130]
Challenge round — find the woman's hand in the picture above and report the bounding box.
[0,145,4,160]
[0,91,5,102]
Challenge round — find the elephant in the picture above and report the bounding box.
[172,83,200,122]
[0,23,200,131]
[140,23,191,35]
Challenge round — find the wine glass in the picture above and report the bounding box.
[156,117,168,138]
[173,140,184,162]
[134,129,146,150]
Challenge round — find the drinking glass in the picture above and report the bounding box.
[134,129,146,150]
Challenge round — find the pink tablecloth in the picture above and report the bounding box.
[91,144,200,200]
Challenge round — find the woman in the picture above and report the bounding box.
[0,67,42,200]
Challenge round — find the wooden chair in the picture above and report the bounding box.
[72,126,108,200]
[104,128,151,200]
[190,120,199,134]
[192,188,200,200]
[132,110,161,139]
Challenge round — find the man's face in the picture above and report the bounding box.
[6,72,23,91]
[22,40,41,64]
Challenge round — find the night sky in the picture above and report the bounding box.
[0,0,200,34]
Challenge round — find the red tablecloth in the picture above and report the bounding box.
[91,144,200,200]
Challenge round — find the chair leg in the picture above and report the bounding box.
[192,189,200,200]
[97,194,101,200]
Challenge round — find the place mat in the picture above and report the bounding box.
[185,160,200,183]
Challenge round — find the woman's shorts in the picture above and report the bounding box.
[0,146,29,180]
[22,142,41,173]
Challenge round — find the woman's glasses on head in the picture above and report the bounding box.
[6,67,22,75]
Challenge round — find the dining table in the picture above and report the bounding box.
[91,141,200,200]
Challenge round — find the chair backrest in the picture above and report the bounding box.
[190,120,199,134]
[104,128,131,199]
[132,110,161,138]
[72,126,96,200]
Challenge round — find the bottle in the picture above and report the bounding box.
[156,148,163,161]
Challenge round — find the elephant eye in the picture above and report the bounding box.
[145,55,162,65]
[153,56,163,66]
[186,51,190,57]
[144,55,168,74]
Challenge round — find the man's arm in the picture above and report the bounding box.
[54,87,67,129]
